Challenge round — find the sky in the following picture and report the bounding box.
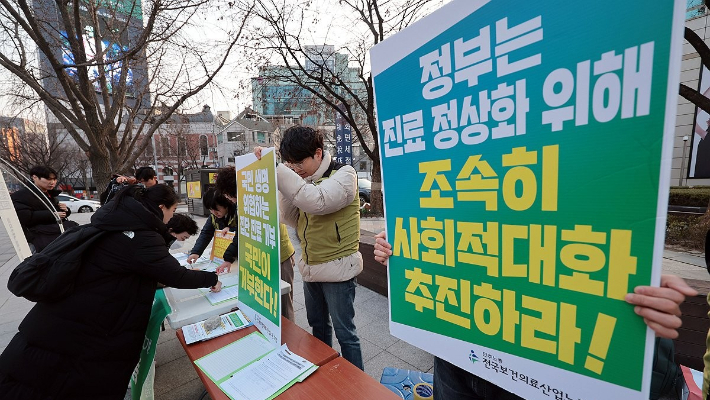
[0,0,449,119]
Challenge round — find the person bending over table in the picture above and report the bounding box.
[0,184,223,400]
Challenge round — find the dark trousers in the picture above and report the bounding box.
[434,357,523,400]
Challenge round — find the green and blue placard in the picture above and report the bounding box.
[370,1,684,399]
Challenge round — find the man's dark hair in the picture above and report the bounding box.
[202,187,232,210]
[135,166,156,182]
[279,126,323,163]
[214,166,236,198]
[29,165,57,180]
[166,213,198,235]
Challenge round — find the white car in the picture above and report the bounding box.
[57,194,101,213]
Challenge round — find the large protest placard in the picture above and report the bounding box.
[235,148,282,346]
[370,1,684,399]
[0,172,31,260]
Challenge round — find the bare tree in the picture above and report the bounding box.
[0,0,253,191]
[0,115,77,183]
[240,0,445,214]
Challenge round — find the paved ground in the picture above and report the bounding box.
[0,211,708,399]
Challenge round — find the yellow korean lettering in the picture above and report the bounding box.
[502,147,537,211]
[529,224,557,287]
[393,217,419,260]
[521,296,557,355]
[473,283,502,336]
[606,229,637,300]
[419,160,454,208]
[502,289,519,344]
[559,225,606,296]
[541,145,559,211]
[558,302,581,365]
[455,155,499,211]
[434,276,471,329]
[456,221,499,276]
[502,224,528,278]
[404,268,434,312]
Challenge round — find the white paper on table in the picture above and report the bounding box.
[219,345,315,400]
[171,252,210,267]
[194,332,274,381]
[182,310,251,345]
[200,286,239,305]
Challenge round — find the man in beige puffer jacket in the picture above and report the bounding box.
[257,126,364,370]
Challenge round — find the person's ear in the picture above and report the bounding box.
[158,204,166,211]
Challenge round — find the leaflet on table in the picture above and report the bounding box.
[191,261,240,289]
[194,331,316,400]
[199,286,239,305]
[182,310,252,345]
[219,345,317,400]
[195,331,274,382]
[170,252,209,267]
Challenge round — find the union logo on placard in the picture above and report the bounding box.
[469,350,479,365]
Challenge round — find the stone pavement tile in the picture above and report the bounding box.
[0,317,22,337]
[155,337,191,367]
[294,309,310,331]
[293,298,305,313]
[386,339,435,372]
[293,287,305,307]
[663,249,705,268]
[0,308,32,328]
[158,324,177,345]
[0,330,17,351]
[153,355,200,396]
[354,301,389,330]
[357,314,399,351]
[354,284,378,306]
[661,258,710,282]
[364,350,418,381]
[357,294,390,321]
[1,295,33,313]
[155,377,208,400]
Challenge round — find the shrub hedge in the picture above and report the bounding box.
[668,186,710,207]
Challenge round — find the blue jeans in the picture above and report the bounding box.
[434,357,523,400]
[303,278,363,370]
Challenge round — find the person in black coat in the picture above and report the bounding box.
[0,184,222,400]
[10,165,71,252]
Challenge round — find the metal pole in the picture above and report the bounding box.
[680,136,689,186]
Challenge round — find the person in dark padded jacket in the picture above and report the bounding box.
[11,165,71,252]
[0,184,222,400]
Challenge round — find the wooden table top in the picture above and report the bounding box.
[176,316,340,400]
[274,357,402,400]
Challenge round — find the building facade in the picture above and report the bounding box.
[215,107,276,167]
[251,45,374,178]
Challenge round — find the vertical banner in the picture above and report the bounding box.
[235,148,282,347]
[335,107,353,165]
[370,1,683,399]
[0,172,32,260]
[131,289,171,400]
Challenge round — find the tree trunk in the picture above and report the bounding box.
[89,151,113,199]
[370,157,383,217]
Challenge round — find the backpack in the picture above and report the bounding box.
[7,224,108,302]
[650,337,684,400]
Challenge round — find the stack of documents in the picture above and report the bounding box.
[171,252,240,305]
[195,332,317,400]
[182,310,252,345]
